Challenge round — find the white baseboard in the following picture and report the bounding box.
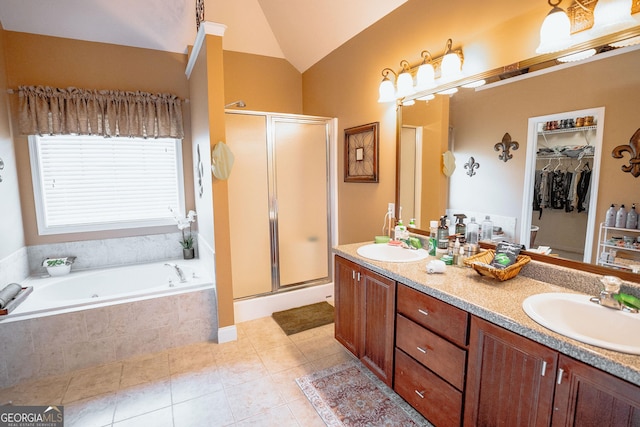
[217,325,238,343]
[234,282,334,323]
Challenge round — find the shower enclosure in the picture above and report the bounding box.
[225,111,334,299]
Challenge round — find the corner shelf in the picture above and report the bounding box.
[597,223,640,271]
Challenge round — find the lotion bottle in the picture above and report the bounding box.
[615,204,627,228]
[626,204,638,230]
[605,204,616,227]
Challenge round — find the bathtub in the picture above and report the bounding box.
[3,258,214,322]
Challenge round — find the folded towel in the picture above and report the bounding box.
[0,283,22,309]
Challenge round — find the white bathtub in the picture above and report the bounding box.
[3,258,214,322]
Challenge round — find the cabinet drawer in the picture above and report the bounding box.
[394,348,462,427]
[396,314,466,390]
[397,284,469,347]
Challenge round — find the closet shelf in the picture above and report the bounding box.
[537,125,597,135]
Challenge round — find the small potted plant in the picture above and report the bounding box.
[170,207,197,259]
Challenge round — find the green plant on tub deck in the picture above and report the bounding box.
[169,207,197,250]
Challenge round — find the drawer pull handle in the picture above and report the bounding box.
[416,346,427,354]
[415,390,425,399]
[418,309,429,316]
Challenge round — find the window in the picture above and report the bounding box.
[29,135,185,235]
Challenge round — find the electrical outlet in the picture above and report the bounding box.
[388,203,395,217]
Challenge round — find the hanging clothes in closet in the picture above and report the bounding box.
[533,158,591,217]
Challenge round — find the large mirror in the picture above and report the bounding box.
[397,39,640,281]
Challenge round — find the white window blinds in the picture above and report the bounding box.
[29,135,184,235]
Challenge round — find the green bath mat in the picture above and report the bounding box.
[272,302,335,335]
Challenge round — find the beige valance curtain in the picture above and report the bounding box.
[18,85,184,139]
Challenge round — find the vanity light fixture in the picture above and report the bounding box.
[437,87,459,95]
[377,68,397,103]
[461,79,487,89]
[402,99,416,106]
[593,0,635,35]
[536,0,573,54]
[417,94,435,102]
[609,34,640,47]
[557,48,597,62]
[395,60,415,98]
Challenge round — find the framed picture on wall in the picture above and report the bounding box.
[344,122,379,183]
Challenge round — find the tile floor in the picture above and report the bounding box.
[0,317,355,426]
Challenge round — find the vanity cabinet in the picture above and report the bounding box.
[334,255,395,386]
[465,316,640,427]
[394,284,469,426]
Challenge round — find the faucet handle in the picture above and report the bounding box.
[600,275,622,293]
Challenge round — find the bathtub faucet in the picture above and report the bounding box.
[164,263,187,283]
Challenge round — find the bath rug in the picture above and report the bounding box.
[296,360,430,426]
[272,301,334,335]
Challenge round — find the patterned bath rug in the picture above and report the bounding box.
[296,360,431,426]
[272,301,334,335]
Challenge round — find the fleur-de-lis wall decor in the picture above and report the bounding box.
[612,128,640,178]
[494,132,519,163]
[464,156,479,177]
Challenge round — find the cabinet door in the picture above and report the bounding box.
[552,355,640,426]
[334,256,360,356]
[464,316,558,427]
[360,267,396,387]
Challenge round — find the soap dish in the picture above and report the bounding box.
[464,250,530,281]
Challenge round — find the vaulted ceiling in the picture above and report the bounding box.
[0,0,408,72]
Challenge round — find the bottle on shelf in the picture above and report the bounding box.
[605,204,616,227]
[615,204,627,228]
[481,215,493,242]
[626,204,638,230]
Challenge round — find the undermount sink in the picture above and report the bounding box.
[356,243,429,263]
[522,292,640,355]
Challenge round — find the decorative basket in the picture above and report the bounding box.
[463,250,531,281]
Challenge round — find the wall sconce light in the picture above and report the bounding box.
[377,68,397,103]
[557,48,597,62]
[440,39,463,82]
[395,60,415,98]
[536,0,572,54]
[593,0,635,35]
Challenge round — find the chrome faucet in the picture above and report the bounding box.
[590,276,638,313]
[164,263,187,283]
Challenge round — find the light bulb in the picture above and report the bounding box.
[396,71,415,98]
[536,6,572,54]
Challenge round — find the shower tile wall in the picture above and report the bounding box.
[26,232,196,274]
[0,288,217,389]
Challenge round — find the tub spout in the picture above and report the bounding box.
[164,263,187,283]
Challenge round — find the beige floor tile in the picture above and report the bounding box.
[217,353,269,388]
[64,392,117,427]
[294,334,345,362]
[120,351,170,388]
[63,363,123,404]
[113,378,172,422]
[288,322,334,343]
[168,342,216,375]
[234,403,300,427]
[310,349,355,372]
[113,406,173,427]
[172,389,234,427]
[269,363,317,403]
[170,367,223,403]
[237,316,283,338]
[225,376,286,421]
[212,336,256,363]
[287,397,327,427]
[0,374,69,406]
[257,342,309,374]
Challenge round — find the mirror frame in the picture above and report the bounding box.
[395,26,640,282]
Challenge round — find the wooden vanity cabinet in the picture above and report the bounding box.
[334,255,395,386]
[394,284,469,426]
[466,316,640,427]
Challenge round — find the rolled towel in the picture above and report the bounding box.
[0,283,22,309]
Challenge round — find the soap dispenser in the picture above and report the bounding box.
[394,219,407,241]
[454,214,467,237]
[437,216,449,251]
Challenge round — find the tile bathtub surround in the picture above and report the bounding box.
[0,246,29,285]
[0,288,217,389]
[0,318,350,427]
[26,232,198,275]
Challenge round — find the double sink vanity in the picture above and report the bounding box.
[333,242,640,426]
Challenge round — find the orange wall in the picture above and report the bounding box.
[302,0,549,244]
[4,31,193,245]
[223,51,302,114]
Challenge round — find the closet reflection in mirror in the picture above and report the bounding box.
[521,108,604,263]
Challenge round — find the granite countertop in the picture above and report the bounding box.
[334,242,640,386]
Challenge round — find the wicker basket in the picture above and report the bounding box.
[463,250,531,281]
